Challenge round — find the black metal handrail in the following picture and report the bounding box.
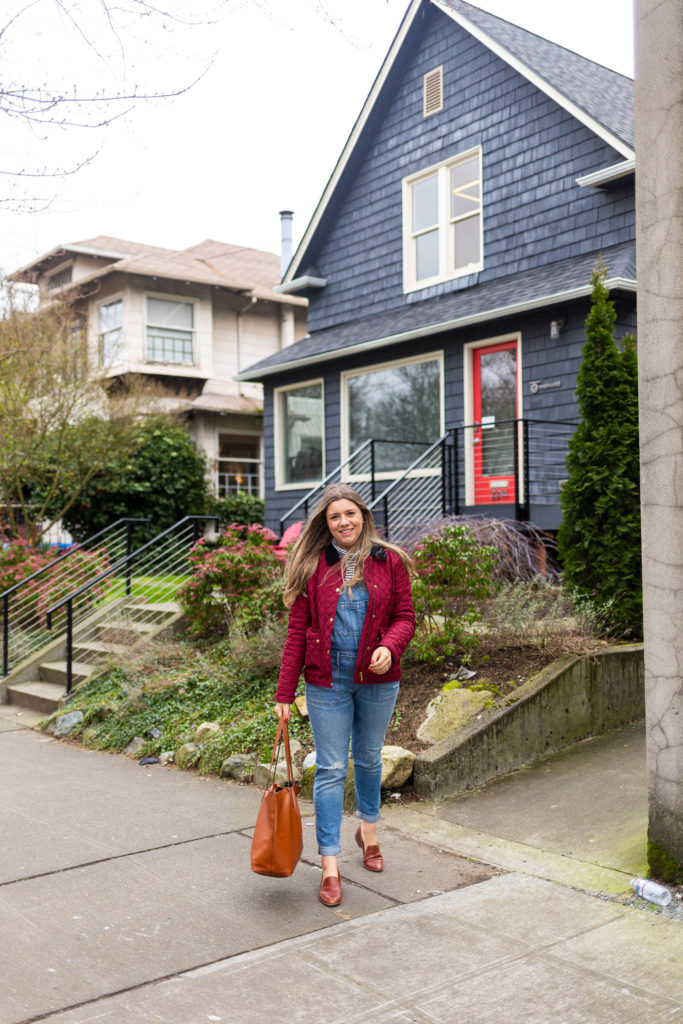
[1,518,151,677]
[45,515,218,693]
[278,438,433,535]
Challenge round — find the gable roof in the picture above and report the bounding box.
[284,0,634,287]
[238,240,636,380]
[12,235,306,306]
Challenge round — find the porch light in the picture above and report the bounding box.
[549,320,563,339]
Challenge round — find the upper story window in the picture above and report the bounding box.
[46,264,73,290]
[403,147,482,292]
[146,296,194,364]
[98,298,123,366]
[275,379,324,489]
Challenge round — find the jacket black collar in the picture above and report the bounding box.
[324,543,387,565]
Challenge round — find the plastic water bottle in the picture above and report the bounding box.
[630,878,672,907]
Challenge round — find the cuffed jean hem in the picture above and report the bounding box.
[355,810,380,823]
[318,844,342,857]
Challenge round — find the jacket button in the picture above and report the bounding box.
[329,617,333,622]
[315,639,320,643]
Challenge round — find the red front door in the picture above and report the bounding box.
[472,340,519,504]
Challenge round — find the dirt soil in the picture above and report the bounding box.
[387,639,559,753]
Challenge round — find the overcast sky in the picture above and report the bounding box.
[1,0,635,277]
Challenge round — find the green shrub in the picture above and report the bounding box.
[411,524,497,662]
[209,492,265,528]
[179,524,285,635]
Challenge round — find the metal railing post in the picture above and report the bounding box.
[370,441,376,503]
[2,594,8,677]
[453,428,460,515]
[383,495,390,541]
[440,438,447,517]
[523,418,530,520]
[66,601,73,695]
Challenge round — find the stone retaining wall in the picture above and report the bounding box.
[413,645,644,800]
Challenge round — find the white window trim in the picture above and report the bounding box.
[463,332,524,507]
[144,292,197,366]
[274,377,325,491]
[341,350,445,481]
[402,146,483,294]
[97,293,124,368]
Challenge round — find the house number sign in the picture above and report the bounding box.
[530,379,562,394]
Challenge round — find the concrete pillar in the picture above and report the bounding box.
[635,0,683,879]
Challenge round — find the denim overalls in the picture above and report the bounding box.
[305,583,400,857]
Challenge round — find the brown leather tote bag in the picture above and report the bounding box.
[250,717,303,877]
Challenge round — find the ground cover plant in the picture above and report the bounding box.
[44,517,615,783]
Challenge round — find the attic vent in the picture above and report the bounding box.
[423,66,443,117]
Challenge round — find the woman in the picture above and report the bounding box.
[275,484,415,906]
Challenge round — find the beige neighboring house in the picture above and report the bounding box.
[11,235,308,498]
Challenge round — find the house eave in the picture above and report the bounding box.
[274,276,328,294]
[576,158,635,189]
[236,277,637,381]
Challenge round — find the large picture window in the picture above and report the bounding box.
[146,297,194,364]
[403,147,482,292]
[343,354,443,474]
[276,380,324,487]
[98,298,123,366]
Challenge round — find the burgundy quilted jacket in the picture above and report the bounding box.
[275,544,416,704]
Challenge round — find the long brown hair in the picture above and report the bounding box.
[282,483,414,606]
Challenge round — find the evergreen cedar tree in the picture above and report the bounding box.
[557,262,642,638]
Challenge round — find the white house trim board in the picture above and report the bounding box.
[431,0,634,161]
[236,277,637,381]
[576,158,636,189]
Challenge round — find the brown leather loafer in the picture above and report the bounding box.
[319,871,342,906]
[355,825,384,872]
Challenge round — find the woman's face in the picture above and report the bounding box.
[326,498,363,550]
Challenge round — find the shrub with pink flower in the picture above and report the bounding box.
[179,523,286,635]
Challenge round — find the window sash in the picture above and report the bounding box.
[277,381,324,488]
[405,149,482,290]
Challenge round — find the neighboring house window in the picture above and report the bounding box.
[145,297,194,364]
[98,299,123,366]
[423,66,443,117]
[343,353,444,474]
[47,265,72,290]
[403,147,482,292]
[275,380,324,488]
[217,433,261,497]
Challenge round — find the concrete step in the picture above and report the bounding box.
[39,661,92,686]
[127,601,180,614]
[95,621,156,642]
[71,640,127,660]
[6,680,65,714]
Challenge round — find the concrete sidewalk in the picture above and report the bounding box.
[0,707,680,1024]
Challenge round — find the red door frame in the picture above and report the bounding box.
[471,339,520,504]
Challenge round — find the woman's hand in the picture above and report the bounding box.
[369,645,392,674]
[275,702,291,721]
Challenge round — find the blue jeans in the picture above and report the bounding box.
[306,647,399,856]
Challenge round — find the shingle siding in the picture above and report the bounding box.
[306,11,633,335]
[262,295,637,533]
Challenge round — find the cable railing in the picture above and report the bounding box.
[278,438,433,535]
[368,418,578,545]
[45,516,219,694]
[1,518,151,677]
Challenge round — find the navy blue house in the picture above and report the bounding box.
[238,0,636,542]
